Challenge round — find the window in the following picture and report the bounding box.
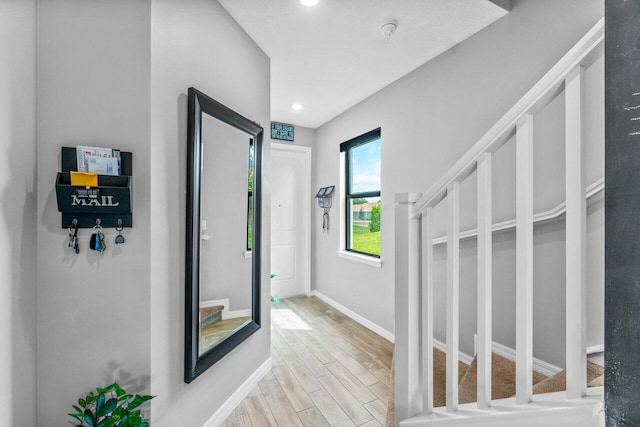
[340,128,381,257]
[247,141,254,251]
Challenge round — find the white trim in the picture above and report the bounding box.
[202,357,272,427]
[433,338,474,365]
[587,344,604,355]
[489,339,562,377]
[401,390,604,427]
[200,299,228,310]
[311,290,394,342]
[225,309,252,320]
[339,151,347,250]
[336,250,383,268]
[243,251,252,259]
[272,142,312,297]
[200,299,251,321]
[432,178,604,246]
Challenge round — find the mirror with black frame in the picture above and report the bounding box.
[185,87,262,383]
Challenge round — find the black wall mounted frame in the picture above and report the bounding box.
[184,87,263,383]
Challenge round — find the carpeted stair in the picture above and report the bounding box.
[385,350,604,427]
[531,360,604,394]
[200,305,223,328]
[458,352,547,404]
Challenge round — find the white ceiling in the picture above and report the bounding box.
[218,0,508,129]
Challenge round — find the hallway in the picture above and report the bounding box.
[222,296,394,426]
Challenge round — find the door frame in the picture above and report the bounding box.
[271,142,312,297]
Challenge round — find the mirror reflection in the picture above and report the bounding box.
[185,87,262,383]
[198,113,254,356]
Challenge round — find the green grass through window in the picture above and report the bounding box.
[352,224,380,256]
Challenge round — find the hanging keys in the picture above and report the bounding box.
[68,219,79,254]
[90,220,106,254]
[115,219,125,245]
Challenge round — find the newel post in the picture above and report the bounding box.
[394,192,422,425]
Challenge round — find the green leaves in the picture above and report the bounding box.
[98,398,118,417]
[83,409,95,425]
[68,383,154,427]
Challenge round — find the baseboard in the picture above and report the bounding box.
[202,357,272,427]
[310,290,395,343]
[225,309,252,320]
[201,299,250,321]
[489,340,563,377]
[587,344,604,355]
[433,338,475,365]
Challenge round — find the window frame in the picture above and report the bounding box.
[340,128,381,258]
[246,140,254,251]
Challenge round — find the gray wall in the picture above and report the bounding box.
[36,1,152,425]
[149,0,271,425]
[0,0,37,425]
[33,0,271,425]
[313,0,604,366]
[430,56,604,367]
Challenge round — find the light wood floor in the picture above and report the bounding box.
[200,316,252,356]
[222,295,394,427]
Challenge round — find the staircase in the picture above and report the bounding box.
[385,350,604,425]
[393,19,605,427]
[200,305,224,328]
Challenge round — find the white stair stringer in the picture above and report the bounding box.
[401,389,604,427]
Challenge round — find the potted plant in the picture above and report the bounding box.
[68,383,154,427]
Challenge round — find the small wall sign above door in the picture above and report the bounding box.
[271,122,295,142]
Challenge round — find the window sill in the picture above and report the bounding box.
[336,250,382,268]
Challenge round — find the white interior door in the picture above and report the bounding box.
[271,143,310,298]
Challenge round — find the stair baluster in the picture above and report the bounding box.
[515,114,534,404]
[565,65,588,399]
[446,182,461,412]
[477,152,493,409]
[422,207,435,413]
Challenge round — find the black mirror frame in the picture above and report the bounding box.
[185,87,263,383]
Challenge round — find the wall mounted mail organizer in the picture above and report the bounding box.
[55,146,133,229]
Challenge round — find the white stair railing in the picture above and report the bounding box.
[394,18,604,425]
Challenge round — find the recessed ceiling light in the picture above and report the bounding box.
[291,103,304,111]
[300,0,319,6]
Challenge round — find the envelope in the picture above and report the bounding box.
[70,171,98,187]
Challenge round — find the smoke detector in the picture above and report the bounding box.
[381,22,397,37]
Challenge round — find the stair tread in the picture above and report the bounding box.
[457,353,547,404]
[433,348,471,408]
[200,305,224,317]
[532,361,604,394]
[589,374,604,387]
